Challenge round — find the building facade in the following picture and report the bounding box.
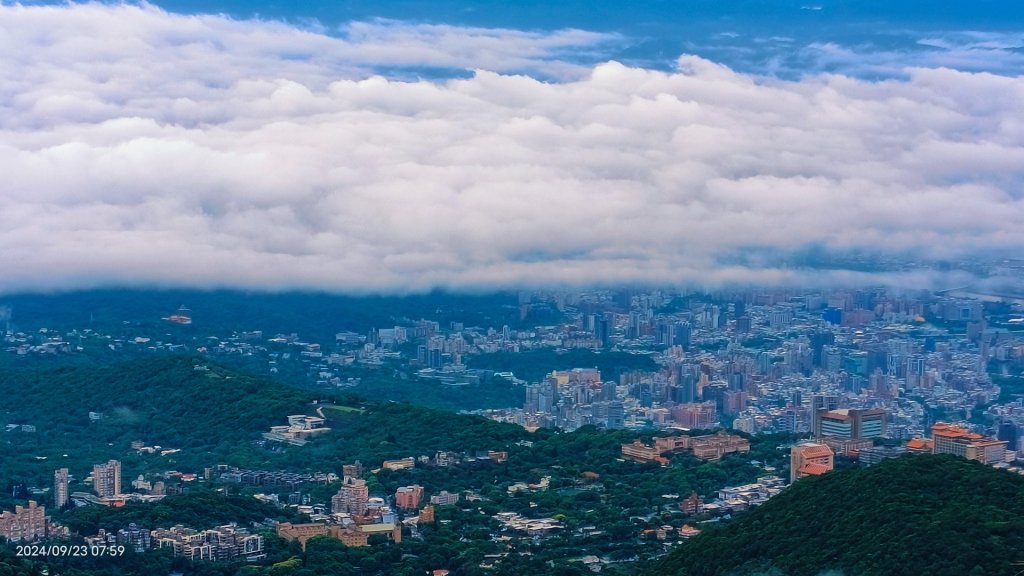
[0,501,47,542]
[93,460,122,498]
[790,442,835,483]
[331,477,369,516]
[395,485,424,510]
[931,423,1007,464]
[815,408,887,439]
[54,468,69,509]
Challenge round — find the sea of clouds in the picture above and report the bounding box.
[1,2,1022,293]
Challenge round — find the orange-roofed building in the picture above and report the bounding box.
[790,442,834,483]
[931,423,1007,464]
[906,438,932,453]
[679,524,701,538]
[798,462,832,476]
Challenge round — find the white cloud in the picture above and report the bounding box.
[1,3,1022,293]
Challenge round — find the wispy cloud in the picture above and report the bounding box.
[1,3,1022,293]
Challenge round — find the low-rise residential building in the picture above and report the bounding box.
[859,445,908,466]
[395,485,424,509]
[381,457,415,471]
[151,524,265,562]
[429,491,460,506]
[790,442,835,482]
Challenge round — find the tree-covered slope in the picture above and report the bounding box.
[0,355,311,449]
[0,289,549,341]
[0,355,534,508]
[651,455,1024,576]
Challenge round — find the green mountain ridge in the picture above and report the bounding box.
[0,356,531,506]
[651,455,1024,576]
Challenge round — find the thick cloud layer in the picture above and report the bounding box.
[1,3,1022,293]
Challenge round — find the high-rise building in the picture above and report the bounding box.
[768,308,794,330]
[524,384,540,413]
[54,468,69,509]
[815,408,887,439]
[735,315,752,333]
[671,402,717,429]
[809,394,839,435]
[602,380,618,402]
[810,331,836,367]
[606,401,625,429]
[595,317,610,348]
[790,442,834,483]
[672,364,698,404]
[331,477,369,516]
[998,422,1019,452]
[673,322,691,348]
[93,460,121,498]
[723,390,747,416]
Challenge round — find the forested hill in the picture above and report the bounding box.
[0,355,313,449]
[0,356,531,505]
[651,455,1024,576]
[0,289,552,340]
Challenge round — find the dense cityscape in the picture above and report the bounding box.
[1,279,1023,574]
[4,0,1024,574]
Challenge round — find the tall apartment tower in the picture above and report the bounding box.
[809,394,840,437]
[54,468,69,509]
[93,460,121,498]
[331,477,369,516]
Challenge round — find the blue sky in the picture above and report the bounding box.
[86,0,1024,78]
[1,1,1022,293]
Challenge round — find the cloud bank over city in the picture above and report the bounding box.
[2,3,1023,293]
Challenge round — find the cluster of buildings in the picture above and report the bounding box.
[621,432,751,465]
[493,512,564,537]
[0,501,66,542]
[714,476,787,511]
[909,423,1010,465]
[273,468,431,551]
[468,288,1017,445]
[9,287,1018,450]
[215,466,334,489]
[84,523,265,562]
[262,415,330,446]
[790,419,1013,485]
[151,524,265,561]
[55,460,173,509]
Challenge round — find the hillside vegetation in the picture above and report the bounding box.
[652,455,1024,576]
[0,356,532,507]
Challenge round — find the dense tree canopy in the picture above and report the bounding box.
[651,455,1024,576]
